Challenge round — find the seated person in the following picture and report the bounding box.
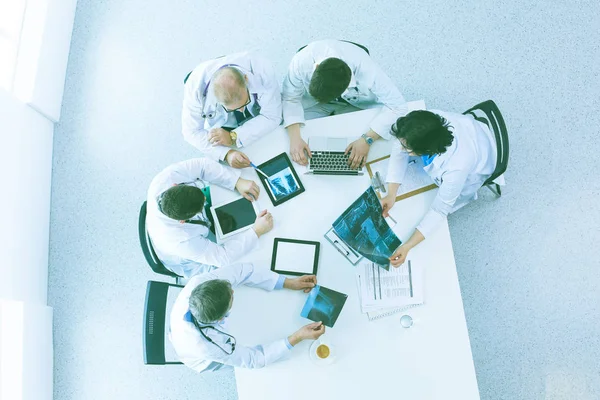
[282,39,408,168]
[146,158,273,278]
[182,51,282,169]
[382,110,502,266]
[170,263,326,372]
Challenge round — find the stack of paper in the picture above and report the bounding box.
[356,261,424,320]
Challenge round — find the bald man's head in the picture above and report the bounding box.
[212,67,248,107]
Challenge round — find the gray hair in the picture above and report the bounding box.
[189,279,233,324]
[212,67,246,104]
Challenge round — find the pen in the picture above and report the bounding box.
[250,162,269,179]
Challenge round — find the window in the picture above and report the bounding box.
[0,0,27,91]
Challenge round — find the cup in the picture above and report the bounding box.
[400,314,414,328]
[310,338,335,364]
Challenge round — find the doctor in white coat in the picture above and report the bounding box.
[382,110,503,266]
[282,39,409,168]
[170,263,326,372]
[146,158,273,278]
[182,51,282,169]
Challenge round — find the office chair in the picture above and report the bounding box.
[138,201,182,280]
[463,100,509,196]
[297,40,370,55]
[143,280,184,365]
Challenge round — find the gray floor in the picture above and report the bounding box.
[48,0,600,399]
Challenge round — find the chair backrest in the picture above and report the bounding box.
[463,100,509,184]
[143,280,184,365]
[138,201,181,279]
[297,40,370,55]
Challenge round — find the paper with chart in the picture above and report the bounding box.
[366,155,436,200]
[357,260,424,312]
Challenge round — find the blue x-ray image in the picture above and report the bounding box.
[267,167,300,200]
[300,285,348,328]
[332,187,402,269]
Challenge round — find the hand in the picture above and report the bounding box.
[208,127,233,146]
[290,136,312,166]
[389,244,411,267]
[284,275,317,293]
[345,138,370,168]
[225,150,251,169]
[380,194,395,218]
[235,178,260,201]
[288,322,326,346]
[252,209,273,237]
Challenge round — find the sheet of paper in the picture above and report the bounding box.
[274,241,316,274]
[357,260,423,310]
[369,156,434,198]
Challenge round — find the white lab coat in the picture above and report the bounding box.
[182,51,283,161]
[146,158,258,278]
[282,39,408,138]
[169,263,290,372]
[387,110,502,238]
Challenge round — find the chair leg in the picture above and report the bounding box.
[485,183,502,197]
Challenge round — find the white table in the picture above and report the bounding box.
[218,108,479,400]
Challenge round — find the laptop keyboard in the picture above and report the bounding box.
[309,151,362,173]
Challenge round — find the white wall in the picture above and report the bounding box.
[0,89,53,304]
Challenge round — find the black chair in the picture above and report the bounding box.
[143,281,184,365]
[138,201,182,279]
[463,100,509,196]
[297,40,370,55]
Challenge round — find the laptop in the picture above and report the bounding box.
[307,137,364,175]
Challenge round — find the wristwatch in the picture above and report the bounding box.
[230,130,238,146]
[361,133,374,146]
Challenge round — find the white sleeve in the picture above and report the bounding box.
[282,53,308,128]
[183,229,260,269]
[208,263,280,291]
[171,158,241,190]
[233,62,282,147]
[182,80,229,161]
[416,170,469,238]
[209,338,290,369]
[386,140,409,184]
[366,62,408,139]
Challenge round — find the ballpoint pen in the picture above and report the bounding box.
[250,162,269,179]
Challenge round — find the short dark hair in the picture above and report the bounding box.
[308,58,352,103]
[159,185,205,221]
[390,111,454,156]
[189,279,233,324]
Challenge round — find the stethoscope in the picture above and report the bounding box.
[192,315,237,355]
[200,64,258,119]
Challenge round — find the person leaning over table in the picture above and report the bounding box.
[282,39,409,168]
[146,158,274,278]
[170,263,326,372]
[381,110,503,267]
[182,50,282,169]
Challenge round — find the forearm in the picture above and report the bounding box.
[403,229,425,249]
[287,331,302,347]
[365,129,381,141]
[386,182,400,197]
[286,123,302,139]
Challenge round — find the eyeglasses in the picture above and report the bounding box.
[222,89,251,113]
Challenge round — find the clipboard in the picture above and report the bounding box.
[365,155,438,202]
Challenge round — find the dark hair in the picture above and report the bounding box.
[390,111,454,156]
[189,279,233,323]
[308,58,352,103]
[159,185,205,221]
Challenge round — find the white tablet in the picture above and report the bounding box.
[210,197,259,240]
[270,238,320,276]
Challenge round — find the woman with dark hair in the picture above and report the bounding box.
[382,110,502,267]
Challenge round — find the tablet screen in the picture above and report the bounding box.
[214,198,255,235]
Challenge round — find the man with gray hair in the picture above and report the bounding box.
[170,263,325,372]
[182,51,282,168]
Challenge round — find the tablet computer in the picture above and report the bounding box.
[270,238,320,276]
[210,197,259,240]
[256,153,305,206]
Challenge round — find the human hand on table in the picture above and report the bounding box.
[225,149,251,169]
[389,244,411,267]
[290,135,312,166]
[208,127,234,146]
[252,209,273,237]
[288,322,326,346]
[235,178,260,201]
[284,275,317,293]
[344,138,370,168]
